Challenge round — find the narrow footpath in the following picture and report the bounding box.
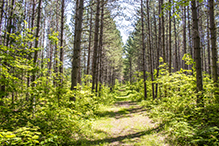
[76,87,168,146]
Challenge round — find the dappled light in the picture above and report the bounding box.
[0,0,219,145]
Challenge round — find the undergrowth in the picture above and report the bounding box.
[0,30,117,145]
[128,58,219,145]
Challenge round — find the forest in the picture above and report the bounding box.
[0,0,219,145]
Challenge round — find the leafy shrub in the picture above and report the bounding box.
[0,124,41,145]
[132,58,219,145]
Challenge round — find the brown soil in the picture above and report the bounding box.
[87,101,167,146]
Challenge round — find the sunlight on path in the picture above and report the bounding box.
[82,92,168,146]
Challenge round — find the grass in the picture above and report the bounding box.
[73,87,168,145]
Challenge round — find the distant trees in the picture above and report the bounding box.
[0,0,124,107]
[123,0,218,104]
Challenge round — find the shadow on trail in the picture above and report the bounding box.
[75,125,164,145]
[95,101,147,119]
[114,101,136,106]
[95,109,132,119]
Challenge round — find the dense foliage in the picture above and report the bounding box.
[1,0,219,145]
[124,57,219,145]
[0,29,116,145]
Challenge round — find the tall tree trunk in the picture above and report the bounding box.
[141,0,147,99]
[161,0,165,63]
[54,0,59,86]
[173,7,178,71]
[60,0,65,75]
[169,0,172,73]
[156,0,162,98]
[129,58,132,83]
[183,6,187,69]
[207,14,211,77]
[31,0,42,111]
[191,0,203,106]
[6,0,15,47]
[87,0,93,75]
[198,3,204,73]
[71,0,84,92]
[95,45,99,92]
[58,0,65,105]
[26,0,35,101]
[154,8,159,99]
[209,0,218,101]
[0,0,5,43]
[92,0,100,92]
[166,14,168,64]
[147,0,154,100]
[0,0,14,105]
[78,54,81,85]
[188,6,193,72]
[99,0,104,94]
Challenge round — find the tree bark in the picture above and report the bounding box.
[98,0,104,94]
[71,0,84,92]
[173,7,178,71]
[92,0,100,92]
[207,14,211,77]
[141,0,147,100]
[156,0,162,98]
[209,0,218,101]
[147,0,154,100]
[169,0,172,73]
[188,5,193,72]
[87,0,93,75]
[191,0,203,106]
[183,6,187,69]
[31,0,42,111]
[60,0,65,75]
[161,0,165,63]
[0,0,5,43]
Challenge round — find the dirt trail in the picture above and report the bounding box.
[86,100,168,146]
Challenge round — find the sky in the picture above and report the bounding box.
[113,1,139,44]
[66,0,139,45]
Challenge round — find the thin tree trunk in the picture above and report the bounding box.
[60,0,65,75]
[188,6,193,72]
[78,54,81,85]
[26,0,35,101]
[209,0,218,101]
[147,0,154,100]
[183,6,187,69]
[54,0,59,86]
[99,0,104,94]
[198,4,204,73]
[166,14,168,64]
[87,0,93,75]
[161,0,165,63]
[6,0,15,47]
[92,0,100,92]
[156,0,161,98]
[141,0,147,100]
[130,58,132,83]
[0,0,5,43]
[207,14,211,77]
[191,0,203,106]
[169,0,172,73]
[173,7,178,71]
[31,0,42,112]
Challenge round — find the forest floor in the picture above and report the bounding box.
[76,88,168,146]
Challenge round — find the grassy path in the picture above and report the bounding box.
[76,88,167,146]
